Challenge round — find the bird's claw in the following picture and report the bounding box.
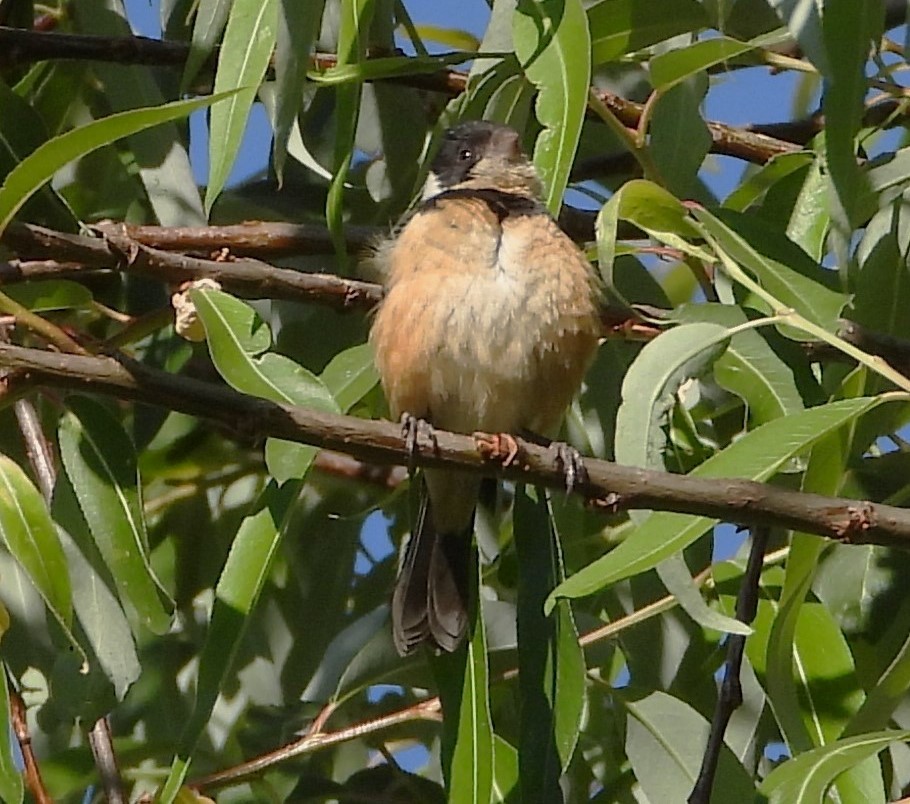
[400,413,436,471]
[473,431,520,467]
[550,441,588,494]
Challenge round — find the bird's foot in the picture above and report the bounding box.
[400,413,436,471]
[473,431,520,467]
[549,441,588,494]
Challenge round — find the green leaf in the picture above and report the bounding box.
[766,0,827,72]
[614,322,730,470]
[53,499,140,702]
[0,78,78,232]
[596,180,710,283]
[0,670,23,804]
[650,37,759,90]
[587,0,707,64]
[493,736,519,803]
[649,75,711,199]
[434,556,495,804]
[182,0,232,91]
[691,207,847,333]
[273,0,326,180]
[58,396,174,634]
[675,303,805,426]
[821,1,882,249]
[320,343,379,413]
[548,396,885,608]
[205,0,278,213]
[300,605,394,705]
[0,92,235,236]
[757,731,909,803]
[766,421,864,759]
[656,553,750,635]
[513,0,591,213]
[723,151,815,212]
[161,481,296,802]
[622,690,756,801]
[325,0,376,270]
[514,488,586,801]
[785,157,830,261]
[191,289,339,482]
[845,603,910,736]
[3,280,92,312]
[0,454,72,626]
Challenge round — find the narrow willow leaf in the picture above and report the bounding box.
[820,1,882,243]
[320,343,379,413]
[846,607,910,736]
[325,0,376,268]
[615,322,730,471]
[58,396,174,634]
[0,77,78,232]
[766,420,867,773]
[0,92,236,236]
[587,0,707,64]
[0,670,23,804]
[57,522,140,701]
[757,731,910,804]
[205,0,278,213]
[0,454,72,625]
[649,76,711,199]
[182,0,232,91]
[191,289,339,482]
[160,481,296,803]
[766,0,827,72]
[622,690,755,802]
[691,207,846,333]
[675,303,805,425]
[492,736,519,803]
[273,0,326,180]
[657,553,750,635]
[515,487,586,801]
[433,556,494,803]
[723,152,815,212]
[300,605,392,705]
[513,0,590,213]
[596,179,711,283]
[3,280,92,312]
[548,396,885,608]
[649,34,785,90]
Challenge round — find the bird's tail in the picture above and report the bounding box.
[391,493,471,656]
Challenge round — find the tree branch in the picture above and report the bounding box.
[1,223,383,313]
[2,342,910,547]
[0,26,808,166]
[688,526,769,804]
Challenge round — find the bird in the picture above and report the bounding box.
[369,120,602,656]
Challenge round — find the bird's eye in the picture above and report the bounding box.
[458,147,473,161]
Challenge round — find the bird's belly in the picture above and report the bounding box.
[422,270,550,434]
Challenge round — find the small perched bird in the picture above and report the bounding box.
[370,121,602,655]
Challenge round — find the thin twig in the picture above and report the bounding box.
[688,526,770,804]
[188,698,443,790]
[6,669,52,804]
[88,718,126,804]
